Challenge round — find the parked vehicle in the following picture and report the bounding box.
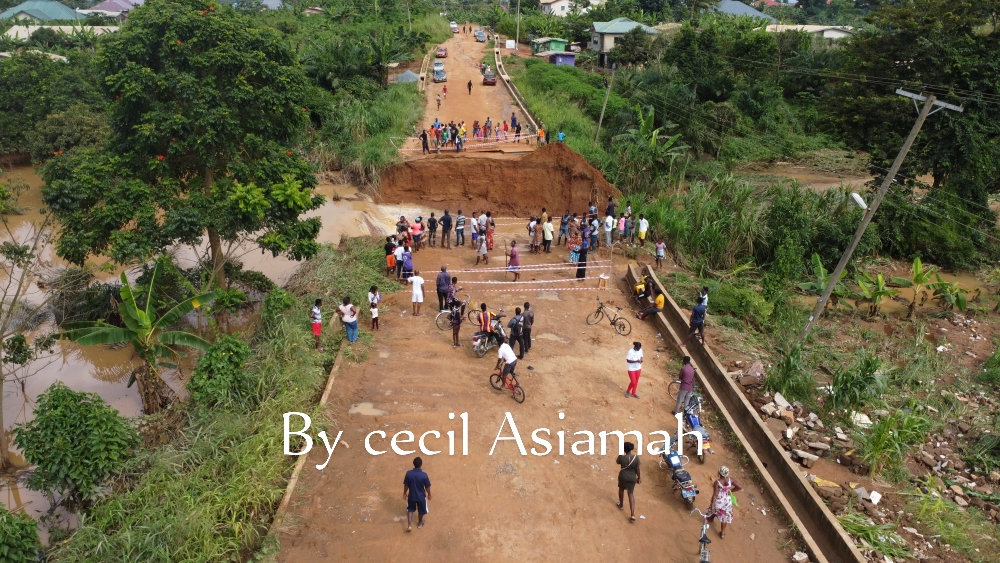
[450,21,459,33]
[681,392,714,463]
[472,312,507,357]
[658,440,699,508]
[433,60,444,71]
[435,46,447,58]
[482,72,497,85]
[475,29,486,42]
[433,69,447,83]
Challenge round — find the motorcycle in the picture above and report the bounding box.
[472,312,507,358]
[682,392,714,463]
[658,439,699,508]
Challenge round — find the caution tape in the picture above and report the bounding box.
[444,260,611,273]
[398,134,539,153]
[474,285,608,292]
[453,278,589,284]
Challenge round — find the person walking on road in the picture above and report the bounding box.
[521,302,534,357]
[681,296,707,348]
[408,269,425,316]
[625,341,643,398]
[310,299,323,350]
[449,301,463,348]
[338,296,359,343]
[507,307,525,359]
[440,210,453,249]
[506,240,521,281]
[403,457,432,532]
[674,356,696,414]
[436,94,441,110]
[420,129,429,154]
[475,233,489,265]
[443,84,447,99]
[456,210,466,246]
[616,442,641,523]
[468,80,472,94]
[436,266,451,312]
[706,466,742,539]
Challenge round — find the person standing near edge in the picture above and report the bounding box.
[338,296,359,343]
[420,129,429,155]
[674,356,696,414]
[615,441,641,523]
[408,269,425,316]
[440,210,453,250]
[456,209,466,246]
[310,299,322,350]
[605,195,616,220]
[521,302,534,357]
[542,217,554,253]
[706,466,742,539]
[637,213,648,246]
[427,213,438,247]
[507,307,525,359]
[403,457,432,532]
[557,210,570,245]
[435,266,451,313]
[681,296,707,348]
[604,212,614,248]
[625,341,643,399]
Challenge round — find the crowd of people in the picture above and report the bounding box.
[418,110,565,154]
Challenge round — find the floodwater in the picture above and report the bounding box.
[751,165,872,191]
[0,164,430,540]
[347,402,388,416]
[796,269,991,315]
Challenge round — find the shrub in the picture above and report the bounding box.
[827,350,884,412]
[709,282,774,328]
[261,288,297,332]
[12,382,140,502]
[187,335,254,409]
[764,344,814,403]
[854,410,930,482]
[0,505,40,563]
[976,340,1000,387]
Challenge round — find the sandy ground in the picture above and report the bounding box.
[274,224,792,563]
[403,31,536,156]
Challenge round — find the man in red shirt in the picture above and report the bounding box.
[674,356,696,414]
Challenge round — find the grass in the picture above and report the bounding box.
[854,409,931,483]
[977,340,1000,387]
[838,512,912,560]
[904,485,1000,560]
[52,239,392,562]
[827,350,884,413]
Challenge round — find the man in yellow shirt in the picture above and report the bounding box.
[638,288,665,320]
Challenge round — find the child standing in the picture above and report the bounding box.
[655,240,667,269]
[450,303,463,348]
[368,286,381,330]
[617,213,626,242]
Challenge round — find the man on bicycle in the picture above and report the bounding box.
[496,337,519,384]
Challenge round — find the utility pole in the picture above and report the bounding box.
[798,91,961,342]
[594,67,615,142]
[514,0,521,55]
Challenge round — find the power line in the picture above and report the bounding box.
[885,190,1000,246]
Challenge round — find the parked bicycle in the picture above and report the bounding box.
[586,297,632,335]
[689,508,713,562]
[667,369,697,400]
[490,360,525,403]
[435,293,475,330]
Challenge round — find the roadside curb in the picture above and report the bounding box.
[267,344,346,536]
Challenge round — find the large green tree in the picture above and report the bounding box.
[42,0,324,288]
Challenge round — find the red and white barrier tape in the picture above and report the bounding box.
[474,285,607,292]
[399,134,539,153]
[453,278,589,285]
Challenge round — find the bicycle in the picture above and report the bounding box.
[435,294,474,330]
[585,297,632,335]
[490,361,525,403]
[667,369,699,400]
[689,508,713,562]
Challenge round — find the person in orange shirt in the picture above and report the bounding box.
[537,127,545,146]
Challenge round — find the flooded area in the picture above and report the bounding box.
[748,164,872,191]
[0,163,446,538]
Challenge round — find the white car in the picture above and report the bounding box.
[450,21,459,33]
[433,61,444,71]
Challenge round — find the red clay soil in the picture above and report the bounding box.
[378,143,620,216]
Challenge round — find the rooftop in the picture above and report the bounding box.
[4,25,118,40]
[592,17,658,35]
[711,0,776,23]
[0,0,84,21]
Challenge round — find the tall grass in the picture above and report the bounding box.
[52,239,392,562]
[313,83,423,187]
[904,485,1000,559]
[854,409,930,482]
[838,513,912,560]
[827,349,884,412]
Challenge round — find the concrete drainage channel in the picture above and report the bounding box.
[627,264,865,563]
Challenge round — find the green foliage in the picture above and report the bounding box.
[609,27,653,68]
[187,334,254,408]
[928,274,969,312]
[976,340,1000,387]
[0,505,40,563]
[838,513,912,560]
[12,382,140,502]
[764,344,814,403]
[26,102,108,163]
[854,271,898,317]
[891,257,938,319]
[261,288,297,332]
[706,281,774,328]
[827,350,884,412]
[854,409,930,481]
[610,104,688,192]
[903,484,1000,557]
[286,238,400,306]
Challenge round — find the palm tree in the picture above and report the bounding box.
[891,257,938,319]
[368,31,409,89]
[60,262,216,414]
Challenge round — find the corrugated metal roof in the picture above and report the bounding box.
[0,0,84,21]
[711,0,776,22]
[592,17,658,35]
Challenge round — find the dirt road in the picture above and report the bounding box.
[406,30,536,154]
[274,223,792,563]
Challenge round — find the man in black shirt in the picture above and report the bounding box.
[605,196,616,220]
[521,301,534,356]
[427,213,438,247]
[439,210,453,250]
[420,129,429,154]
[384,236,397,275]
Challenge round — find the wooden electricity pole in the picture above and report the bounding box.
[798,91,961,342]
[595,68,615,142]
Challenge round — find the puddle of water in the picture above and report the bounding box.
[348,402,388,416]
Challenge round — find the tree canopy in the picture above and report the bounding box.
[42,0,324,287]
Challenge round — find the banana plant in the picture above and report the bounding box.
[855,271,898,317]
[928,274,969,312]
[891,257,938,319]
[797,253,852,310]
[59,262,216,414]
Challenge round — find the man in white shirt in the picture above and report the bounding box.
[497,338,519,381]
[478,212,488,234]
[604,214,614,248]
[393,244,405,280]
[408,270,425,316]
[625,341,643,399]
[699,286,709,310]
[638,214,649,246]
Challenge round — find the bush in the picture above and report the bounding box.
[12,382,140,502]
[764,344,814,403]
[855,409,930,482]
[827,350,884,412]
[708,281,774,328]
[0,505,40,563]
[976,340,1000,387]
[187,335,254,409]
[261,288,297,332]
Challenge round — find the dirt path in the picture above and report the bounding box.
[404,31,536,155]
[274,225,791,563]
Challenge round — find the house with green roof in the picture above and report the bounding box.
[590,17,658,67]
[0,0,84,21]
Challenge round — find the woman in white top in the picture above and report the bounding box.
[338,296,359,343]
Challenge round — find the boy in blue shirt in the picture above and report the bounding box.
[403,457,432,531]
[681,296,707,348]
